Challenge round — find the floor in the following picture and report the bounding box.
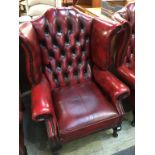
[23,95,135,155]
[113,146,135,155]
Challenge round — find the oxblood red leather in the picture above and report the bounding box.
[19,22,42,85]
[117,64,135,89]
[31,75,59,142]
[31,74,55,121]
[19,7,131,149]
[112,2,135,125]
[113,2,135,60]
[93,66,129,103]
[113,3,135,32]
[53,80,119,143]
[91,17,131,68]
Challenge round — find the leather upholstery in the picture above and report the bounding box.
[112,3,135,124]
[39,8,92,89]
[93,66,129,104]
[113,2,135,53]
[117,64,135,89]
[19,7,131,145]
[91,18,131,68]
[53,80,119,143]
[31,75,56,121]
[114,2,135,33]
[112,2,135,88]
[20,8,92,88]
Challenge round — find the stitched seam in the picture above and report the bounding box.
[61,115,119,134]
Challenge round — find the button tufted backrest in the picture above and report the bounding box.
[20,8,92,89]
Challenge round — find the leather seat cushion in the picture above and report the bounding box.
[53,80,119,142]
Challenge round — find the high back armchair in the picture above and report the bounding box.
[19,7,130,153]
[112,2,135,126]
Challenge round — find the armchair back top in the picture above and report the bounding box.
[20,7,130,88]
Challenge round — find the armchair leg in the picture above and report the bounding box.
[46,118,62,153]
[52,151,60,155]
[50,140,62,153]
[113,127,118,137]
[24,146,28,155]
[49,137,62,155]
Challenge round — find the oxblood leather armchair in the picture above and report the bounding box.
[19,7,130,153]
[112,2,135,126]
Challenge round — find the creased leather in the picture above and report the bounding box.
[91,17,131,68]
[117,64,135,89]
[113,2,135,69]
[31,74,55,121]
[19,7,131,144]
[93,65,130,104]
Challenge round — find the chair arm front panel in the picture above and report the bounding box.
[31,74,56,121]
[31,74,60,143]
[93,65,130,104]
[117,64,135,89]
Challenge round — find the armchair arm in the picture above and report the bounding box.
[31,74,55,122]
[117,64,135,89]
[93,66,130,103]
[31,75,59,142]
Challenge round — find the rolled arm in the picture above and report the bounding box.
[31,75,59,142]
[93,66,130,103]
[117,64,135,89]
[31,75,56,122]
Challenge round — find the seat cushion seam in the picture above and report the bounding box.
[60,115,119,135]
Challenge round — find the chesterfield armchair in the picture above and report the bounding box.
[19,7,130,153]
[112,2,135,126]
